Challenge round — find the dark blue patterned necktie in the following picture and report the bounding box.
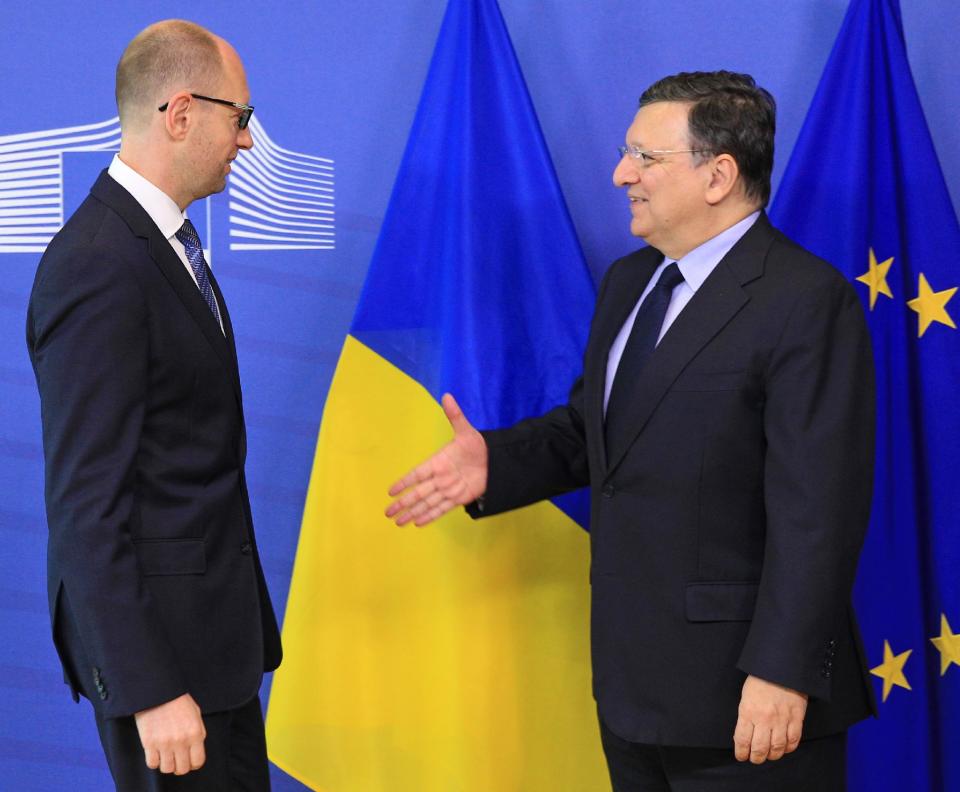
[605,261,684,448]
[175,218,222,325]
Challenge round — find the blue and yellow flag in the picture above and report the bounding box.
[770,0,960,788]
[265,0,605,789]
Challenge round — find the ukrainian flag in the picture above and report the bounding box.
[265,1,606,789]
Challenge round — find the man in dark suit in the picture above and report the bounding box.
[27,20,281,790]
[386,71,875,790]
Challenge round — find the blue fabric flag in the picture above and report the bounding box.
[351,0,595,429]
[351,0,595,524]
[769,0,960,788]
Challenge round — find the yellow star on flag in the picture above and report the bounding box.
[930,613,960,676]
[855,247,894,309]
[870,640,912,702]
[907,273,957,337]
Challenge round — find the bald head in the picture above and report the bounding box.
[116,20,224,132]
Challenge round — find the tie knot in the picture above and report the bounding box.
[658,262,684,292]
[176,218,202,249]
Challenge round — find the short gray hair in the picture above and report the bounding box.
[115,19,223,130]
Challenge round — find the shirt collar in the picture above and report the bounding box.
[107,154,187,240]
[674,210,761,292]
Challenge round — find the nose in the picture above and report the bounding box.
[238,126,254,151]
[613,154,638,187]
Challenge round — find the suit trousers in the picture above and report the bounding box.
[94,694,270,792]
[599,716,846,792]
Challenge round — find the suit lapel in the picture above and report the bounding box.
[90,171,241,401]
[206,266,243,397]
[583,249,661,475]
[603,214,774,475]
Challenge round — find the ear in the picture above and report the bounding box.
[161,91,193,141]
[704,153,740,205]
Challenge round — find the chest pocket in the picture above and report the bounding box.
[670,369,747,392]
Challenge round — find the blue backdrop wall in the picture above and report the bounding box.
[1,2,958,789]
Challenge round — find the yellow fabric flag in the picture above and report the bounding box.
[266,339,604,790]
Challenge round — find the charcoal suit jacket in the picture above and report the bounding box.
[27,170,282,720]
[470,213,877,747]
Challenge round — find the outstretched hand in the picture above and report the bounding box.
[385,393,488,526]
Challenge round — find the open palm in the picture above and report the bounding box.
[385,393,488,526]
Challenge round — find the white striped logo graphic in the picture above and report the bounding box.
[0,117,121,253]
[0,116,334,254]
[229,117,335,251]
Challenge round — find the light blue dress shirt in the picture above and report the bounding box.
[604,211,761,413]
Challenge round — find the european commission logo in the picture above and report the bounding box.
[0,116,334,256]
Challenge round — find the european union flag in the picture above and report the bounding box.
[769,0,960,788]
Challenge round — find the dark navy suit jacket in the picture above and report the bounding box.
[27,170,281,720]
[471,214,877,747]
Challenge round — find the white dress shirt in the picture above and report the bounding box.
[107,155,223,332]
[604,211,760,412]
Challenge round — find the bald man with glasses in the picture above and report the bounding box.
[28,20,281,790]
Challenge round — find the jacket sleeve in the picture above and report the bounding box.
[465,257,627,518]
[469,375,590,518]
[736,271,875,700]
[29,243,188,718]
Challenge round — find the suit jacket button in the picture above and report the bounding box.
[98,690,108,701]
[602,484,615,498]
[240,542,252,555]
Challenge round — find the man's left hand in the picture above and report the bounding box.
[733,675,808,764]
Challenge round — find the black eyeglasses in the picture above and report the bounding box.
[158,93,254,130]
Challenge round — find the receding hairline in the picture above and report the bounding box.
[115,19,225,130]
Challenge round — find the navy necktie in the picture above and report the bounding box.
[175,218,222,326]
[604,262,684,453]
